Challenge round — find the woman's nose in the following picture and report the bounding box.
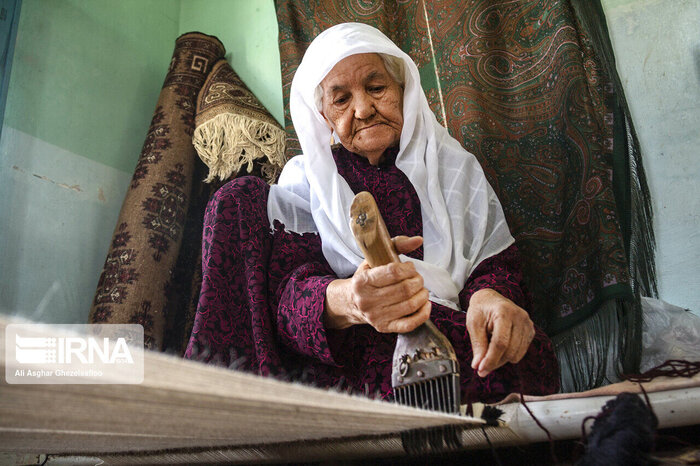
[353,93,376,120]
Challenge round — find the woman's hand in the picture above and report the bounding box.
[467,288,535,377]
[324,236,431,333]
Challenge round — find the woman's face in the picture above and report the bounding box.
[320,53,403,165]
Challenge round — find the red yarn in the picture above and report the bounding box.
[624,359,700,383]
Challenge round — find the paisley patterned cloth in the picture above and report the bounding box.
[274,0,642,337]
[185,146,559,402]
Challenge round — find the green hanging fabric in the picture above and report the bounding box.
[569,0,656,299]
[554,0,657,391]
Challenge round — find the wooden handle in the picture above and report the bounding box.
[350,192,400,267]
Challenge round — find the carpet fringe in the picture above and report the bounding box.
[553,297,642,392]
[192,112,286,184]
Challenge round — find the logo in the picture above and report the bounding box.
[15,334,134,364]
[5,324,144,384]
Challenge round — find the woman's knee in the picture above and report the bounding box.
[215,176,269,202]
[208,176,270,221]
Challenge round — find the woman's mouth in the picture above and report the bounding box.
[357,123,385,133]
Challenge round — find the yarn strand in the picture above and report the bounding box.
[623,359,700,383]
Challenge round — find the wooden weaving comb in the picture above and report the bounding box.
[350,191,461,413]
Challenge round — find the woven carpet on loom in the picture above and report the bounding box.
[274,0,656,390]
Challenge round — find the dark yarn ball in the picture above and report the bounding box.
[579,392,658,466]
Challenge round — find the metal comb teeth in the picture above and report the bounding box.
[391,320,461,414]
[394,373,460,413]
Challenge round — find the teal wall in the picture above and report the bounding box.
[0,0,285,324]
[178,0,284,125]
[601,0,700,313]
[5,0,180,173]
[1,0,181,322]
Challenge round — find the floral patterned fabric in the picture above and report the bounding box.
[274,0,639,336]
[185,146,559,402]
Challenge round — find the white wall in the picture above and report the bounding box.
[0,127,131,323]
[0,0,180,323]
[602,0,700,313]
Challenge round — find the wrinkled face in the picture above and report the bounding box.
[320,53,404,165]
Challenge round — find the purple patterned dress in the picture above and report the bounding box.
[185,146,559,403]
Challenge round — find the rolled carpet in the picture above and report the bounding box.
[193,58,286,184]
[89,32,225,350]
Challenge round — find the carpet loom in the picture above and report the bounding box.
[2,316,699,464]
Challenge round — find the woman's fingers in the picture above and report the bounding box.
[467,288,536,377]
[360,287,430,332]
[477,316,512,377]
[362,272,424,304]
[515,321,536,363]
[345,238,431,334]
[362,261,419,288]
[501,306,535,365]
[392,235,423,255]
[503,326,526,365]
[467,309,489,372]
[351,264,423,312]
[385,300,431,333]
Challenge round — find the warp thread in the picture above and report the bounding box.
[400,424,462,456]
[188,341,698,461]
[187,339,387,399]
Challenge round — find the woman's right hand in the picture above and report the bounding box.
[323,236,431,333]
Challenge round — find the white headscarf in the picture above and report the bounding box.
[268,23,514,310]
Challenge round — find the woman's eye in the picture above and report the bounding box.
[334,96,349,105]
[369,86,385,93]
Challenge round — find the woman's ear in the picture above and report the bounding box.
[320,112,339,139]
[319,110,333,130]
[319,112,338,146]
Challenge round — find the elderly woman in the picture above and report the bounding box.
[185,23,559,402]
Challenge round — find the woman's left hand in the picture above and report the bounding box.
[466,288,535,377]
